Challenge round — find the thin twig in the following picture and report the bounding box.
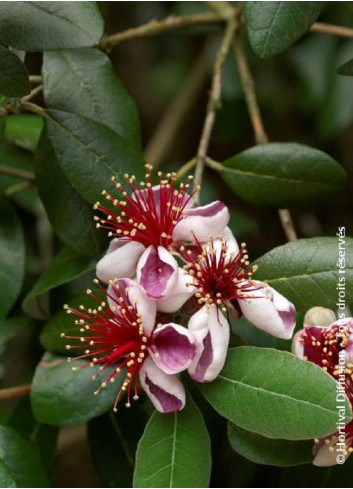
[233,33,297,242]
[100,12,225,50]
[193,16,238,201]
[145,42,210,167]
[21,85,43,104]
[29,75,42,84]
[0,384,31,401]
[21,101,46,117]
[0,165,35,181]
[5,180,33,196]
[310,21,353,39]
[176,158,196,180]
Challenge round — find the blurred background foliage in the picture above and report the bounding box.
[0,1,353,487]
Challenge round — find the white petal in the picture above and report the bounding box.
[188,305,229,382]
[172,201,230,243]
[304,307,336,327]
[96,240,145,284]
[291,329,305,359]
[139,357,186,413]
[157,269,196,313]
[313,437,344,467]
[239,282,296,340]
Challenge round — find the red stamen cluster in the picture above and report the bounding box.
[183,240,259,312]
[301,325,353,455]
[62,279,150,411]
[93,164,198,249]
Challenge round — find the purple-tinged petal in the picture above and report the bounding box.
[150,323,196,374]
[330,318,353,363]
[139,357,186,413]
[239,282,296,340]
[291,329,305,359]
[172,201,230,243]
[313,437,343,467]
[188,305,229,382]
[137,246,178,300]
[157,269,196,313]
[96,240,145,284]
[107,278,156,336]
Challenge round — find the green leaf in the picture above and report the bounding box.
[4,115,43,151]
[244,2,323,58]
[44,109,144,203]
[0,423,48,487]
[35,135,105,257]
[220,143,347,207]
[255,237,353,311]
[40,289,100,355]
[200,347,351,440]
[0,46,30,97]
[133,396,211,488]
[23,246,94,319]
[337,58,353,76]
[88,407,147,487]
[0,1,104,51]
[31,352,124,426]
[0,194,25,318]
[0,316,27,345]
[42,48,141,148]
[228,423,313,467]
[0,459,16,488]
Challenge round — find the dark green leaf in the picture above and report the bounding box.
[0,459,16,488]
[220,143,347,207]
[31,352,124,426]
[0,1,104,51]
[23,246,94,319]
[255,237,353,311]
[244,2,323,58]
[44,109,144,203]
[228,423,313,466]
[133,396,211,488]
[337,58,353,76]
[200,347,351,440]
[42,48,141,147]
[35,135,105,257]
[0,423,48,487]
[4,115,43,151]
[0,46,30,97]
[88,407,148,487]
[0,316,27,345]
[0,194,25,318]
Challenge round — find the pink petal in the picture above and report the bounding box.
[96,240,145,284]
[107,278,156,337]
[172,200,230,242]
[188,305,229,382]
[137,246,178,300]
[239,282,296,340]
[157,269,196,313]
[139,357,186,413]
[150,323,196,374]
[330,318,353,363]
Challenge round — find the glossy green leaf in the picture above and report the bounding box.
[44,109,144,203]
[23,246,94,319]
[35,135,105,257]
[4,115,43,151]
[200,347,351,440]
[0,1,104,51]
[88,407,147,487]
[244,2,323,58]
[31,352,124,426]
[0,316,27,345]
[0,46,30,97]
[40,289,101,355]
[220,143,347,207]
[255,237,353,311]
[228,423,313,466]
[134,396,211,488]
[0,194,25,318]
[42,48,141,147]
[0,423,48,487]
[337,58,353,76]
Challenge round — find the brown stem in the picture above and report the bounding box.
[145,42,210,168]
[193,16,238,200]
[233,33,297,241]
[29,75,42,84]
[310,21,353,39]
[21,85,43,104]
[0,384,31,401]
[0,165,35,181]
[100,12,225,50]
